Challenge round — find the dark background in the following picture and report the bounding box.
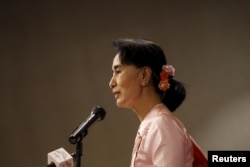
[1,1,250,167]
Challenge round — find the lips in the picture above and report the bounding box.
[113,91,120,99]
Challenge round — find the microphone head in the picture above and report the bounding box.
[92,106,106,121]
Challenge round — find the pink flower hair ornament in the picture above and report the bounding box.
[158,65,175,91]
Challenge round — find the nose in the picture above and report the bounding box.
[109,76,116,89]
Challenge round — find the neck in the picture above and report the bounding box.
[132,90,161,122]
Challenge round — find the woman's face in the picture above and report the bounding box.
[109,54,143,109]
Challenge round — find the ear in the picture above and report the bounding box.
[140,67,152,86]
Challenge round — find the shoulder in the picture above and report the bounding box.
[144,104,188,139]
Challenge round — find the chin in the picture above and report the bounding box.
[116,101,124,108]
[116,100,131,109]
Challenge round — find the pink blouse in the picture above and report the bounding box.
[130,103,207,167]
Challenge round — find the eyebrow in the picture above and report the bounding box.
[111,64,123,74]
[112,64,122,70]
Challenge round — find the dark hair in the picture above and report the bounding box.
[112,38,186,112]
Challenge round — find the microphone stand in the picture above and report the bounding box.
[72,142,83,167]
[71,130,87,167]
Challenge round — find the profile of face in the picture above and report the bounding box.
[109,53,145,109]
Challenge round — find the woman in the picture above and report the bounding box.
[109,38,207,167]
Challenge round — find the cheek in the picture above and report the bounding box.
[120,78,142,100]
[119,74,140,91]
[117,70,142,97]
[115,72,142,107]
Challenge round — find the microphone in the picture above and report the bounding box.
[69,106,106,144]
[47,148,73,167]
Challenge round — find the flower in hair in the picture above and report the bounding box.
[158,65,175,91]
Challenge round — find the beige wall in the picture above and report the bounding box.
[1,1,250,166]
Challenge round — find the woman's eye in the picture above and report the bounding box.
[115,70,121,74]
[114,69,121,74]
[111,70,120,76]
